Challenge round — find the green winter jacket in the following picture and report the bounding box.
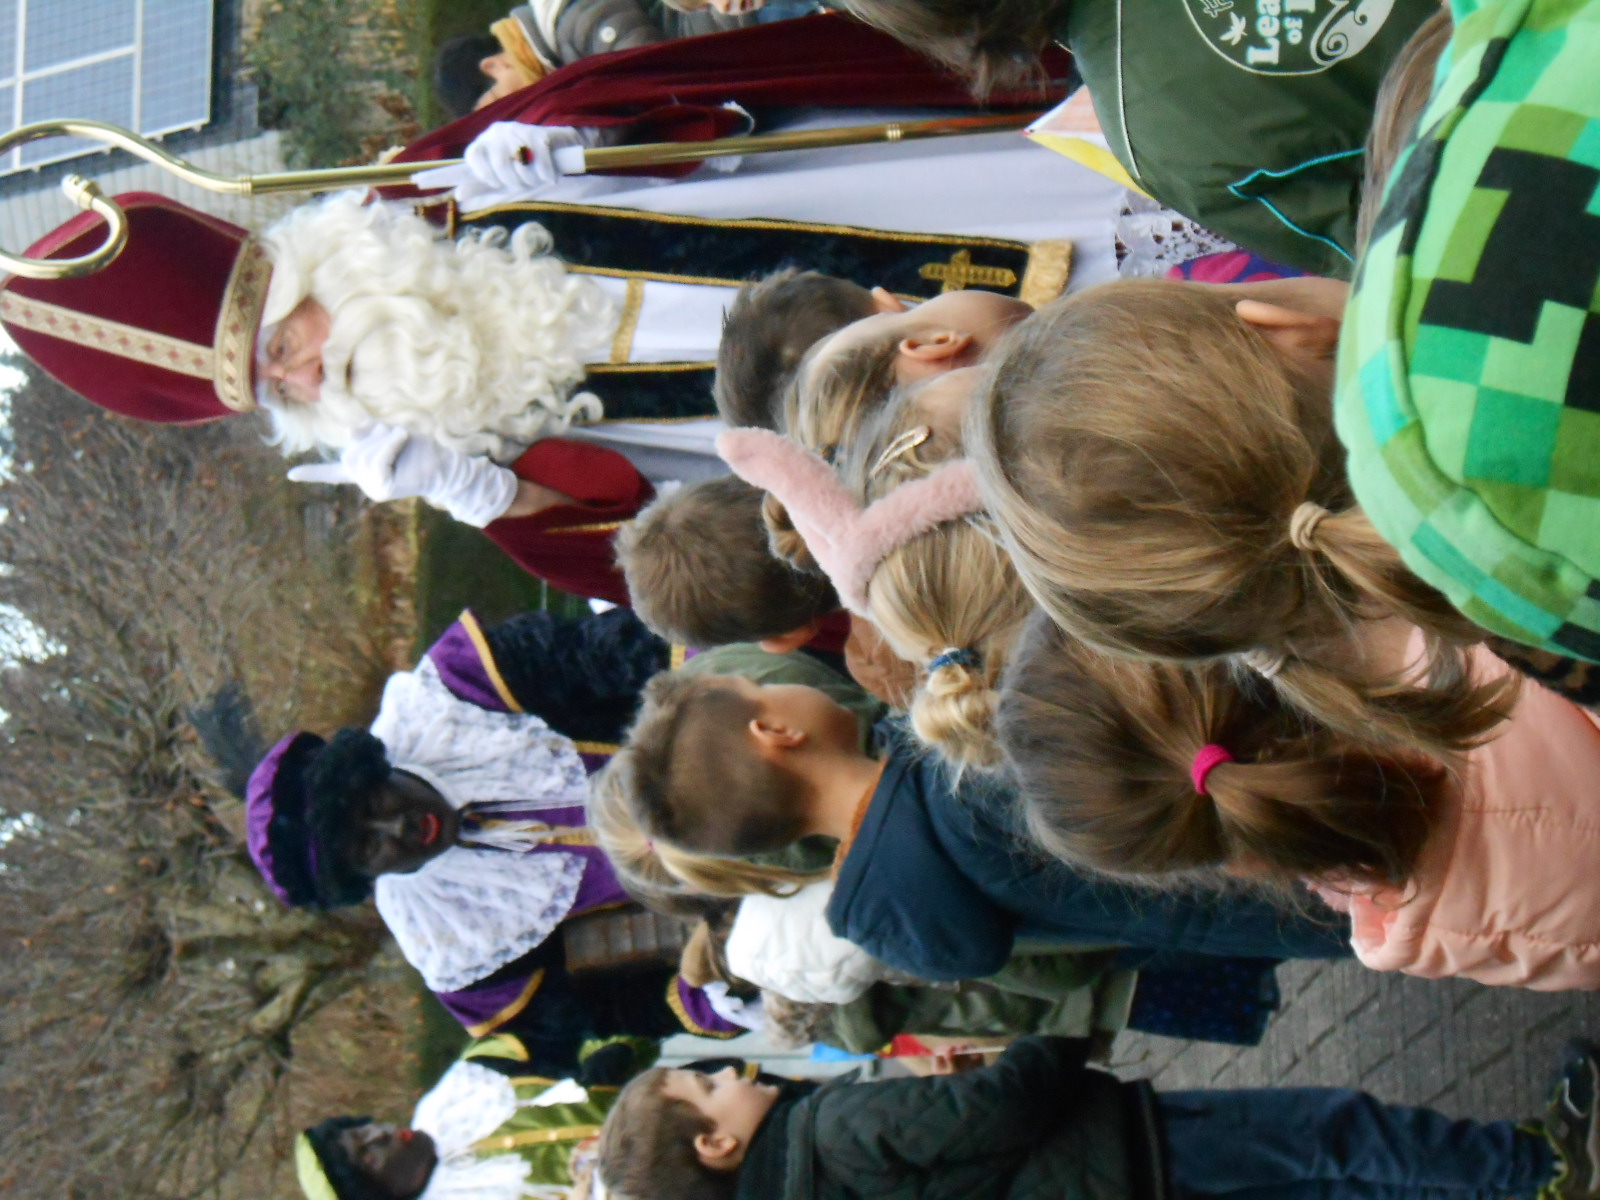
[1058,0,1436,275]
[824,953,1135,1055]
[734,1036,1163,1200]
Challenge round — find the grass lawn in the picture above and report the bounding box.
[413,505,592,646]
[415,0,513,127]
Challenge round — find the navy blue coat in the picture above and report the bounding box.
[826,727,1351,982]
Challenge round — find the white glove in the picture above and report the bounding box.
[288,423,519,528]
[412,123,590,211]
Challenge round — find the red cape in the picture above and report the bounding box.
[385,13,1072,196]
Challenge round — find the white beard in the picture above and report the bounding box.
[258,191,617,463]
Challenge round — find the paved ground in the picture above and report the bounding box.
[1112,959,1600,1120]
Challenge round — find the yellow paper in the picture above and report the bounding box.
[1025,130,1148,196]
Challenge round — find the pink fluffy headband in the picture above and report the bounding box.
[716,427,983,617]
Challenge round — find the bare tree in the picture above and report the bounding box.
[0,366,417,1199]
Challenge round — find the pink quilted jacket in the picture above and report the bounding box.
[1315,634,1600,990]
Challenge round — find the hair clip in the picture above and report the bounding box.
[870,425,933,478]
[1239,648,1287,680]
[928,647,980,672]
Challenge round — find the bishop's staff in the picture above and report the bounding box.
[0,112,1035,281]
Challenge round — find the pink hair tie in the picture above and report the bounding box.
[1190,744,1234,795]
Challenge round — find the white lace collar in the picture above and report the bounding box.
[369,658,590,811]
[414,1062,591,1200]
[416,1061,532,1200]
[375,843,586,994]
[369,660,594,993]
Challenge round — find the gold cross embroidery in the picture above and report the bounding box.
[918,249,1018,293]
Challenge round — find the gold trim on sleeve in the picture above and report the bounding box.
[608,278,645,364]
[665,974,740,1039]
[457,609,524,714]
[472,1125,604,1153]
[572,740,622,757]
[541,520,625,535]
[464,969,547,1038]
[583,360,715,374]
[464,1032,531,1062]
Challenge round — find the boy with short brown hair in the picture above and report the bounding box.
[616,476,839,649]
[593,1037,1576,1200]
[713,269,876,431]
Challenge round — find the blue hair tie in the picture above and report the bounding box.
[928,647,980,672]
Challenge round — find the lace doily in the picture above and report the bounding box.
[1114,190,1237,278]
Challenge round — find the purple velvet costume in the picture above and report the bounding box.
[425,615,738,1038]
[426,617,628,1030]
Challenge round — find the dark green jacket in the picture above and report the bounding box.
[825,953,1124,1055]
[1058,0,1436,275]
[734,1037,1163,1200]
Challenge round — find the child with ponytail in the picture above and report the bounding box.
[969,277,1513,757]
[998,608,1600,991]
[741,370,1034,770]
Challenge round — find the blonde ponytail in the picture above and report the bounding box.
[837,387,1033,769]
[680,913,746,989]
[912,657,1003,769]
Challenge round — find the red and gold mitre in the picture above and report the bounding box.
[0,192,272,423]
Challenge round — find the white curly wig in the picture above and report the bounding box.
[257,191,617,462]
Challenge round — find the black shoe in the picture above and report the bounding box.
[1546,1041,1600,1200]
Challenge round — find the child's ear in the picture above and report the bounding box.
[693,1129,745,1170]
[898,330,973,364]
[749,718,807,751]
[1234,299,1341,361]
[758,621,821,655]
[870,286,908,314]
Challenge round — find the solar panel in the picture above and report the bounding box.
[0,0,213,175]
